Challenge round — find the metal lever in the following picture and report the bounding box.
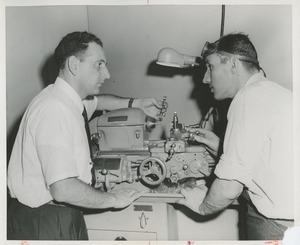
[166,143,176,161]
[139,212,148,229]
[199,107,214,128]
[159,96,168,118]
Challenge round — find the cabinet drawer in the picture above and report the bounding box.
[87,229,157,240]
[84,202,168,233]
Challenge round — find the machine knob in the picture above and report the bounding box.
[170,174,179,183]
[101,169,108,175]
[115,236,127,240]
[135,130,141,139]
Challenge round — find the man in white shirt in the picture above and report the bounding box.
[7,31,167,240]
[176,33,293,240]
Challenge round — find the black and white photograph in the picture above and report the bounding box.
[1,0,300,244]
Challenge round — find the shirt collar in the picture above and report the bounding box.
[54,77,84,113]
[245,72,266,87]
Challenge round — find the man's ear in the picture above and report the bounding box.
[230,56,238,74]
[67,55,79,76]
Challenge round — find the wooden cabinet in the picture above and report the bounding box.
[84,200,240,241]
[84,202,170,241]
[84,183,240,241]
[170,204,240,240]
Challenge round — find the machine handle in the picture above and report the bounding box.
[115,236,127,240]
[139,212,148,229]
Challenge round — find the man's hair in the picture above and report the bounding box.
[216,33,259,71]
[54,31,103,70]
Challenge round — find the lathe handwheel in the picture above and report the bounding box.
[139,157,167,186]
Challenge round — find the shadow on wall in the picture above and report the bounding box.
[190,60,214,118]
[40,54,59,87]
[190,61,232,140]
[147,59,232,140]
[7,55,59,165]
[147,59,215,119]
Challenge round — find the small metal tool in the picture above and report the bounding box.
[159,96,167,117]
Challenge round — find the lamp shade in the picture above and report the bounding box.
[156,47,200,68]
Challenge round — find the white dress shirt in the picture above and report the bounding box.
[8,77,98,208]
[215,73,293,219]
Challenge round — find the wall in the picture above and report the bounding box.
[87,5,222,139]
[6,6,89,156]
[86,5,292,140]
[225,5,292,90]
[6,5,292,145]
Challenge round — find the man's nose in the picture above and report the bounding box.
[103,66,110,79]
[202,70,210,84]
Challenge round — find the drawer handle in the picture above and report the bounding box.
[115,236,127,240]
[139,212,148,229]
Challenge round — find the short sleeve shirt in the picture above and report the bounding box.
[7,77,98,208]
[214,73,293,219]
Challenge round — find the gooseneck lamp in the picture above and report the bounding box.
[156,47,201,68]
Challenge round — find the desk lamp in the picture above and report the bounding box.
[156,47,201,68]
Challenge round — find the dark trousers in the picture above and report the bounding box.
[242,191,291,240]
[7,198,88,240]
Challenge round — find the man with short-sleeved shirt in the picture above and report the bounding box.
[8,78,97,208]
[7,31,167,240]
[176,33,293,240]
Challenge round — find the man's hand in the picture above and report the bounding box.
[134,98,168,120]
[204,150,218,171]
[188,128,221,157]
[50,178,144,209]
[176,180,208,214]
[109,188,144,209]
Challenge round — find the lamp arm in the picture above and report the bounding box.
[183,55,202,66]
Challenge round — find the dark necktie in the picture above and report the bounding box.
[82,106,96,187]
[82,106,93,160]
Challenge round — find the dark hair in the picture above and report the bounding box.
[54,31,103,70]
[216,33,259,71]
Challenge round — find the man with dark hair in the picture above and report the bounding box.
[7,31,167,240]
[176,33,293,240]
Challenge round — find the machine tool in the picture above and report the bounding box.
[91,105,212,195]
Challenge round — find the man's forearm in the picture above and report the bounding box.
[198,178,243,215]
[198,195,232,215]
[50,177,117,209]
[96,94,133,111]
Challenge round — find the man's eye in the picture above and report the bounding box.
[97,61,106,68]
[206,64,212,71]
